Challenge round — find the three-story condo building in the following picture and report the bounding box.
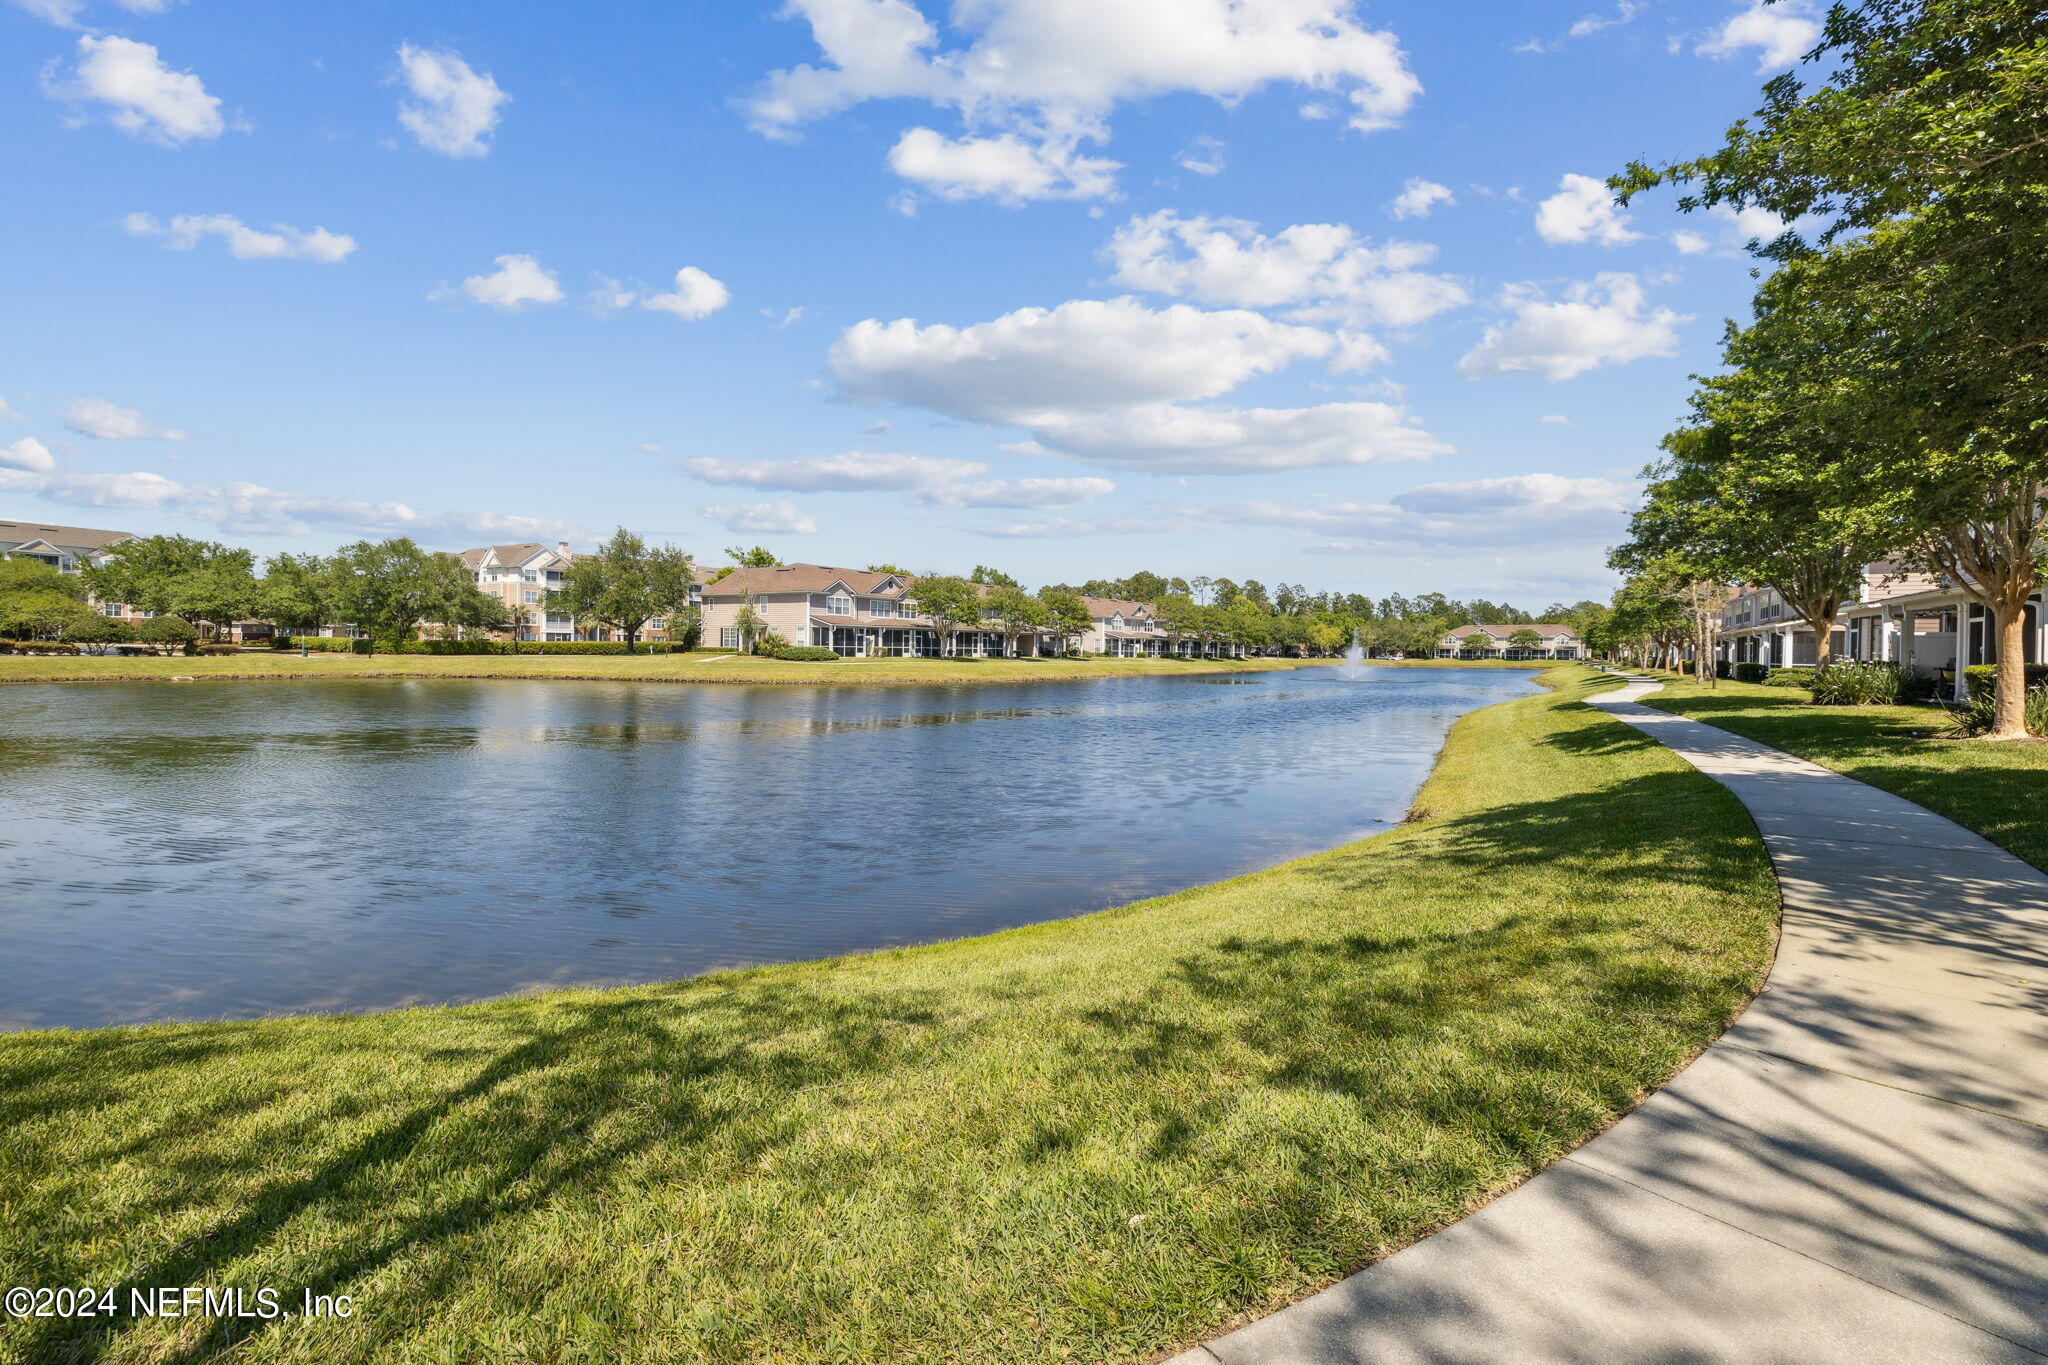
[1432,623,1582,659]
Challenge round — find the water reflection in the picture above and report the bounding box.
[0,666,1536,1029]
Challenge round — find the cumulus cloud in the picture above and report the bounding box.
[748,0,1421,201]
[6,0,176,25]
[122,212,357,263]
[45,35,225,145]
[434,254,564,310]
[888,128,1120,203]
[914,475,1114,508]
[829,295,1446,473]
[1697,0,1821,70]
[641,267,731,319]
[1175,134,1226,177]
[0,465,580,540]
[1102,211,1467,327]
[1669,203,1811,256]
[65,397,187,441]
[1,438,57,473]
[699,500,819,535]
[1534,173,1640,246]
[1386,177,1453,221]
[395,44,508,158]
[1457,273,1688,381]
[678,451,987,492]
[1184,472,1638,549]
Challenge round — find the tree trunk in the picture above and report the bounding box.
[1808,619,1834,679]
[1986,599,2031,741]
[624,627,638,655]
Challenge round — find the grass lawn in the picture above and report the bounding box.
[0,651,1308,688]
[0,666,1777,1365]
[1637,674,2048,873]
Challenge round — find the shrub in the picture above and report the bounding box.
[1764,666,1815,688]
[135,617,197,647]
[768,645,840,662]
[1962,663,2048,703]
[1948,683,2048,738]
[198,643,241,656]
[1714,659,1732,680]
[274,636,357,652]
[751,631,791,657]
[1732,662,1769,684]
[1808,661,1906,706]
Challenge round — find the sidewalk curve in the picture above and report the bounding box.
[1168,679,2048,1364]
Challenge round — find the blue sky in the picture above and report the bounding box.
[0,0,1822,603]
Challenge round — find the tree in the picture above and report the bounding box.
[548,528,695,653]
[0,556,95,639]
[724,545,781,567]
[1457,631,1492,656]
[1036,587,1092,656]
[982,584,1047,658]
[866,562,912,575]
[84,535,258,640]
[61,617,134,653]
[733,590,764,654]
[1507,627,1543,655]
[135,615,197,654]
[1616,0,2048,733]
[258,552,334,638]
[908,575,979,657]
[968,564,1021,590]
[325,538,504,655]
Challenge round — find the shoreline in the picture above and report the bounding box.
[0,663,1779,1365]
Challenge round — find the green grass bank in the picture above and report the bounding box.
[0,651,1307,688]
[0,666,1778,1365]
[1638,673,2048,873]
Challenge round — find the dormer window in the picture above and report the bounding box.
[826,593,853,616]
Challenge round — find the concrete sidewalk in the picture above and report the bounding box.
[1168,681,2048,1364]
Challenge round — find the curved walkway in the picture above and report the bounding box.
[1170,678,2048,1364]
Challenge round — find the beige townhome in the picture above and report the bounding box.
[1717,562,2045,702]
[1433,623,1581,660]
[1079,596,1236,658]
[1,517,155,628]
[700,564,1053,658]
[455,541,693,643]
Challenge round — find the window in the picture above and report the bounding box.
[720,626,741,648]
[867,598,894,618]
[521,570,538,583]
[523,591,539,604]
[825,593,853,616]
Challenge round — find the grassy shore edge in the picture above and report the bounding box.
[0,664,1781,1365]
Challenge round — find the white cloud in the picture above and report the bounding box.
[967,513,1164,539]
[0,466,580,540]
[65,397,187,441]
[679,451,986,492]
[888,127,1121,203]
[914,475,1114,508]
[1102,210,1467,327]
[699,500,818,535]
[1185,472,1637,549]
[1534,173,1640,246]
[641,266,731,320]
[1671,230,1711,255]
[1175,133,1226,177]
[1669,204,1808,257]
[395,44,508,158]
[1568,0,1644,38]
[1386,177,1453,221]
[749,0,1421,201]
[1539,413,1576,426]
[435,254,563,310]
[1697,0,1821,70]
[829,295,1446,473]
[1,438,57,473]
[0,396,19,421]
[122,212,357,263]
[46,35,225,145]
[6,0,176,24]
[1458,273,1689,381]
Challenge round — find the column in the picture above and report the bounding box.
[1954,612,1968,702]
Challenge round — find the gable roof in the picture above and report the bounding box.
[1080,596,1153,617]
[456,542,568,571]
[1446,622,1577,640]
[0,518,136,556]
[706,563,923,597]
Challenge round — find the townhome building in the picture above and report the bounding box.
[1,517,159,629]
[698,564,1039,657]
[1432,623,1582,660]
[455,541,692,643]
[1078,597,1237,658]
[1717,561,2045,701]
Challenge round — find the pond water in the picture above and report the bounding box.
[0,666,1538,1030]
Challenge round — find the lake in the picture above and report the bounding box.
[0,665,1538,1030]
